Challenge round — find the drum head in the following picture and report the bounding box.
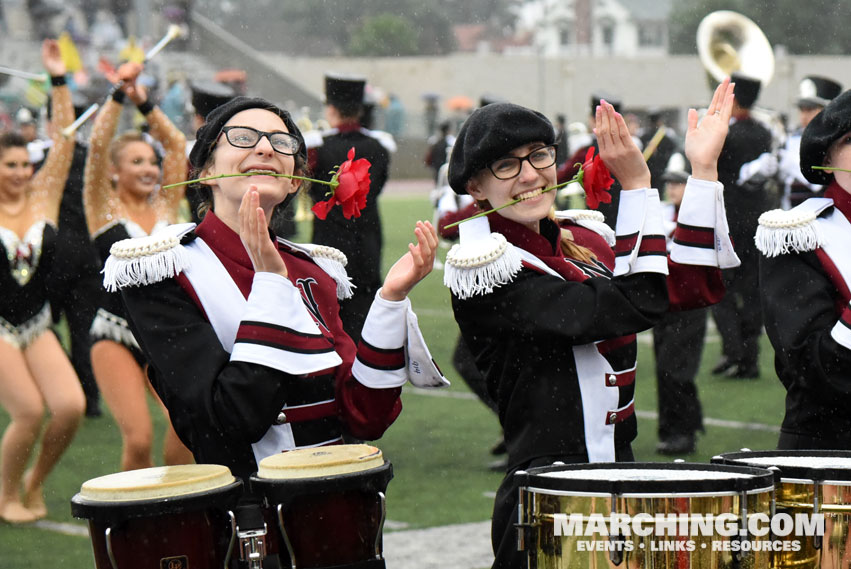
[71,464,243,521]
[713,450,851,481]
[250,445,392,501]
[515,462,775,494]
[257,444,384,479]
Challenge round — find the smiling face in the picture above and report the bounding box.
[202,108,301,224]
[0,146,33,198]
[112,140,161,198]
[465,141,557,232]
[825,128,851,193]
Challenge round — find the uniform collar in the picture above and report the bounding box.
[826,180,851,221]
[195,210,256,271]
[487,212,560,257]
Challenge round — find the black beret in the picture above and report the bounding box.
[189,96,306,171]
[731,72,761,109]
[448,102,555,194]
[800,89,851,184]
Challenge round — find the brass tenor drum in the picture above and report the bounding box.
[714,450,851,569]
[516,462,776,569]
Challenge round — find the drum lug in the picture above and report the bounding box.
[609,494,624,566]
[375,491,387,560]
[225,511,238,569]
[276,503,298,569]
[105,526,119,569]
[238,522,268,569]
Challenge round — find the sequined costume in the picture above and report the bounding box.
[83,98,186,353]
[0,85,74,348]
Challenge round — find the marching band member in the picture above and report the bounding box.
[757,88,851,450]
[711,72,774,379]
[443,80,738,568]
[0,40,84,523]
[103,96,446,481]
[777,75,842,209]
[84,61,192,471]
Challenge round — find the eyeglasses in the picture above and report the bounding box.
[220,126,301,155]
[487,145,557,180]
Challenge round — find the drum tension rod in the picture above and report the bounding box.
[813,481,822,551]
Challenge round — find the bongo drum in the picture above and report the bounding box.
[249,444,393,569]
[714,450,851,569]
[515,462,776,569]
[71,464,243,569]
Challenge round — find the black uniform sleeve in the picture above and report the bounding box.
[453,269,668,345]
[121,277,299,453]
[760,250,851,395]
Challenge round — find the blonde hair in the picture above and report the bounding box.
[548,207,597,264]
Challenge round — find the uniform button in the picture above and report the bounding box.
[608,374,617,385]
[276,412,287,425]
[609,412,618,424]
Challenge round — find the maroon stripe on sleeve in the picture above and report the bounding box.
[673,222,715,249]
[614,232,639,257]
[236,321,334,354]
[357,339,405,371]
[638,235,667,256]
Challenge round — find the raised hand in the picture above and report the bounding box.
[41,39,66,77]
[380,221,438,301]
[114,62,148,106]
[239,187,288,277]
[595,100,651,190]
[685,77,734,181]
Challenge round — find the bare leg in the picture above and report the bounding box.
[0,338,45,523]
[91,340,154,471]
[146,380,194,466]
[21,331,85,518]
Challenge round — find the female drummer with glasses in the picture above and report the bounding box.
[444,80,738,568]
[101,96,441,483]
[83,61,193,471]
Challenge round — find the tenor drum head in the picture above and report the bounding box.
[516,462,775,495]
[257,444,384,479]
[713,450,851,481]
[251,445,392,501]
[71,464,243,521]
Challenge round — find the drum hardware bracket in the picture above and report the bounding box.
[105,527,120,569]
[514,483,538,553]
[226,511,238,569]
[237,522,268,569]
[375,491,387,560]
[731,490,750,568]
[608,493,624,566]
[276,503,298,569]
[813,480,822,550]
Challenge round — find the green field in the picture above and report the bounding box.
[0,192,787,567]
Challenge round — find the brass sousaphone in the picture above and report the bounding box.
[697,10,774,88]
[697,10,785,147]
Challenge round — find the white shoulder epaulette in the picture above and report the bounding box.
[102,223,196,292]
[755,198,833,258]
[278,239,353,300]
[553,209,616,246]
[443,216,522,299]
[301,129,325,149]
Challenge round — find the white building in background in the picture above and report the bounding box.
[512,0,673,58]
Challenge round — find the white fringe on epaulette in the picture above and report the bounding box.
[313,255,355,299]
[102,238,190,292]
[755,209,824,258]
[444,235,523,299]
[89,308,140,349]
